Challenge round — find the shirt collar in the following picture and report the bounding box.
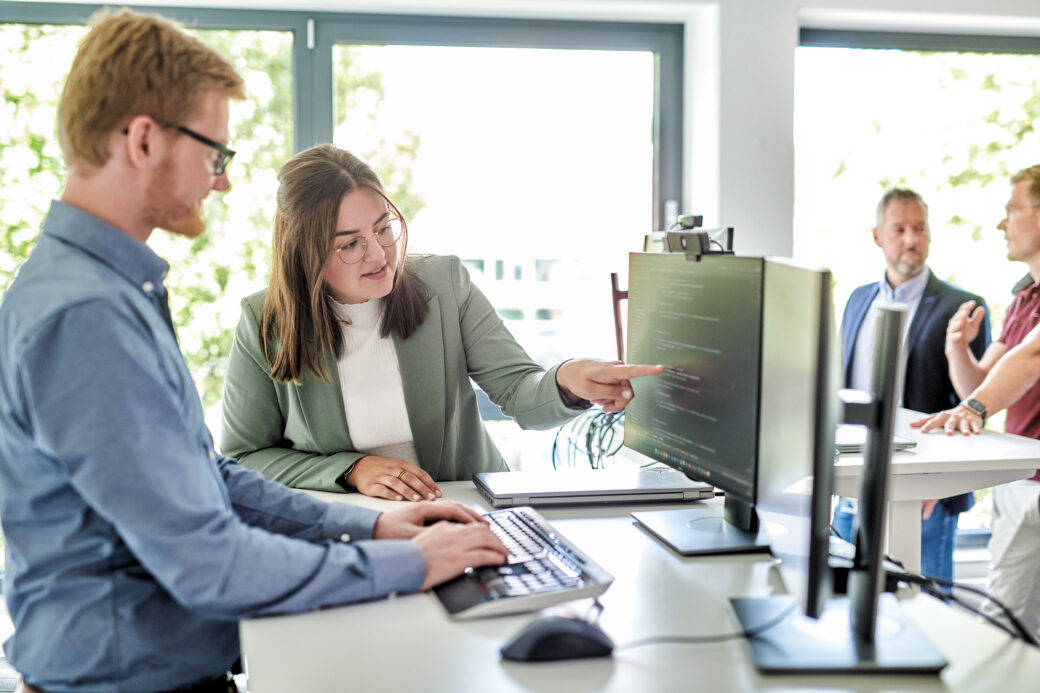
[43,200,170,291]
[332,297,381,329]
[1013,272,1038,295]
[879,267,928,304]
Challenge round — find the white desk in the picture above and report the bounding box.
[240,483,1040,692]
[833,408,1040,574]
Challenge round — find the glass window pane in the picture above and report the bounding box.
[0,25,293,415]
[0,24,85,290]
[794,47,1040,334]
[794,45,1040,531]
[150,28,293,411]
[332,44,654,367]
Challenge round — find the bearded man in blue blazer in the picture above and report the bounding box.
[834,188,991,582]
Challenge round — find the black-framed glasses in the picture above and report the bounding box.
[173,125,236,176]
[334,217,404,265]
[121,121,235,176]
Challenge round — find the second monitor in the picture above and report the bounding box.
[625,252,836,556]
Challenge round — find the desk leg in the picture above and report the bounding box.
[887,500,921,575]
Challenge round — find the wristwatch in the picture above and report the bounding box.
[959,398,987,420]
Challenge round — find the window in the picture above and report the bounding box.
[0,5,683,471]
[0,7,301,420]
[795,32,1040,533]
[329,36,668,368]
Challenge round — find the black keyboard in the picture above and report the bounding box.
[432,506,614,619]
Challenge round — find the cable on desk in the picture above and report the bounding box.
[828,524,1038,645]
[887,569,1040,647]
[612,600,799,651]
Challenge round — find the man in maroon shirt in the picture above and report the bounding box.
[914,164,1040,639]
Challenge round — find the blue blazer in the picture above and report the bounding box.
[841,270,991,514]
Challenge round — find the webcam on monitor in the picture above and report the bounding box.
[642,213,734,258]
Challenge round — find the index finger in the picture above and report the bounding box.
[602,364,666,381]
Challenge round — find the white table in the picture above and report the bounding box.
[240,483,1040,692]
[833,408,1040,574]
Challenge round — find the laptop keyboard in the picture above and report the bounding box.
[432,506,614,619]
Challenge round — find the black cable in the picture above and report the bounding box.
[889,569,1039,647]
[614,600,799,651]
[917,581,1019,639]
[830,521,1034,645]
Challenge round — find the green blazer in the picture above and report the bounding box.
[220,255,584,491]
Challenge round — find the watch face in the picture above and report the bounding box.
[963,399,986,417]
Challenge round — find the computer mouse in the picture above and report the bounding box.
[500,615,614,662]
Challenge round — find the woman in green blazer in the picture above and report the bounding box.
[220,144,661,501]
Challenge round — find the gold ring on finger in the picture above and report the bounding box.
[397,469,407,480]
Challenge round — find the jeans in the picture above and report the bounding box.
[832,497,959,582]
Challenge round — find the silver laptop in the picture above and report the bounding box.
[473,466,715,508]
[835,423,917,454]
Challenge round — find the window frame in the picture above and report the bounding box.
[0,1,683,229]
[801,27,1040,54]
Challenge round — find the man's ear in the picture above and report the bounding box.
[122,115,163,169]
[871,226,881,248]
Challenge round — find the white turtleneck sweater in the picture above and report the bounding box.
[332,298,420,466]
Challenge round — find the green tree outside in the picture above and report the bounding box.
[0,25,423,413]
[795,47,1040,530]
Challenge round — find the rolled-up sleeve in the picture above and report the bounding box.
[20,300,424,619]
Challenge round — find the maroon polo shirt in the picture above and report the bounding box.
[1000,274,1040,480]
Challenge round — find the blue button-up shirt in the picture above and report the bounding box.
[0,202,425,692]
[848,268,929,402]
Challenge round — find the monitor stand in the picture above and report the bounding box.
[632,498,771,556]
[729,594,947,673]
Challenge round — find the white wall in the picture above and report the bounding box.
[29,0,1040,253]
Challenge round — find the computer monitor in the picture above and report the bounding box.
[730,301,947,673]
[748,257,840,618]
[625,252,771,554]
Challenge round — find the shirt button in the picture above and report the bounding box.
[142,281,155,292]
[339,533,352,543]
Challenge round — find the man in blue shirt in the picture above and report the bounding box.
[834,188,990,582]
[0,10,507,692]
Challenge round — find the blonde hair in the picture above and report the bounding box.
[261,144,429,384]
[59,8,245,167]
[1012,165,1040,205]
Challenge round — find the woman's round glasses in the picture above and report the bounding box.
[335,218,403,265]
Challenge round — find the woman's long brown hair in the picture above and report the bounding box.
[260,144,428,383]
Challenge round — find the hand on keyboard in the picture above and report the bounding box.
[373,500,488,540]
[431,507,615,619]
[413,521,508,591]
